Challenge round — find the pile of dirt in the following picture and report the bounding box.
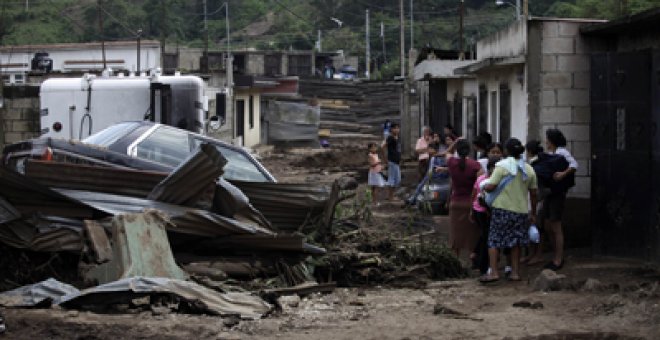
[291,147,367,171]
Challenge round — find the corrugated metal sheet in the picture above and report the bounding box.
[231,180,331,231]
[59,277,272,319]
[148,143,227,205]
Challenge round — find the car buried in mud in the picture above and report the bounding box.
[2,121,275,183]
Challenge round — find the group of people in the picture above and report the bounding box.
[367,122,577,283]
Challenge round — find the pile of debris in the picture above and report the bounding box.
[0,143,355,320]
[298,79,402,139]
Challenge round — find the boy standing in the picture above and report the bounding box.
[384,123,402,200]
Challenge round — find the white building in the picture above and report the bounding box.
[0,40,161,84]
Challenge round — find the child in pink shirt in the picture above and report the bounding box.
[367,143,385,203]
[470,157,499,275]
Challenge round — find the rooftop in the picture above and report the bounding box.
[0,40,160,53]
[580,6,660,35]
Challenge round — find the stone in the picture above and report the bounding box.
[513,300,544,309]
[542,55,557,72]
[277,294,301,310]
[556,124,590,142]
[222,316,241,328]
[532,269,567,291]
[542,73,572,89]
[66,310,80,318]
[557,89,589,106]
[540,107,572,124]
[543,37,575,55]
[542,22,559,37]
[558,22,580,37]
[557,55,589,72]
[541,90,556,107]
[582,278,605,292]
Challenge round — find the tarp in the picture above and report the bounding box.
[0,278,79,307]
[264,101,320,142]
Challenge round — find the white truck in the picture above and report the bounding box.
[39,70,209,139]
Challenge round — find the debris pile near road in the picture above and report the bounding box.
[298,79,402,140]
[0,142,356,319]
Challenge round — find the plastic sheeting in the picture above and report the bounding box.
[0,278,79,307]
[264,101,320,142]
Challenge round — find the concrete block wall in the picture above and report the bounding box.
[538,21,592,198]
[0,85,41,150]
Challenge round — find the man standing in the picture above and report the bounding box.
[384,123,402,200]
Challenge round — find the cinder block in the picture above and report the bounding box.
[542,55,557,72]
[541,90,556,107]
[21,108,40,120]
[542,73,572,89]
[573,106,590,123]
[557,55,589,72]
[569,176,591,198]
[556,124,590,142]
[571,141,591,159]
[543,22,559,37]
[9,98,38,110]
[540,107,572,123]
[2,109,23,120]
[575,158,590,177]
[11,120,34,133]
[558,22,580,37]
[557,89,589,106]
[542,38,575,55]
[4,132,23,144]
[573,72,590,89]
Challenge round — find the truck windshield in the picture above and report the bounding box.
[83,122,141,147]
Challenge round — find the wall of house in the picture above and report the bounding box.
[0,85,41,150]
[235,91,261,148]
[475,65,528,143]
[477,20,527,60]
[246,54,265,75]
[533,20,593,199]
[0,44,160,75]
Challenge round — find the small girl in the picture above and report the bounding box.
[470,156,500,275]
[367,143,386,202]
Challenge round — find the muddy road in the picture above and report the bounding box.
[1,144,659,339]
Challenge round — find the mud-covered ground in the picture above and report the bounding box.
[2,145,659,339]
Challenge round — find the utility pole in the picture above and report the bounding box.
[399,0,405,78]
[365,9,370,79]
[25,0,28,12]
[409,0,413,51]
[381,21,387,64]
[459,0,464,60]
[203,0,209,72]
[137,29,142,73]
[97,0,107,70]
[523,0,529,18]
[317,30,322,52]
[225,1,234,143]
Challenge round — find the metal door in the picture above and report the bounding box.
[591,51,653,259]
[650,50,660,262]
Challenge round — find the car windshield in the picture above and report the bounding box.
[192,138,270,182]
[83,122,141,147]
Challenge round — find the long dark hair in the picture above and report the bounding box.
[505,138,525,159]
[525,140,543,156]
[456,139,471,171]
[546,128,567,148]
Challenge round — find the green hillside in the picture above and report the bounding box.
[1,0,657,78]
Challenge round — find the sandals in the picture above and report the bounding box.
[478,275,500,284]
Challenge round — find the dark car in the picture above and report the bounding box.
[3,121,275,183]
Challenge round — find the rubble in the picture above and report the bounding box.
[532,269,568,292]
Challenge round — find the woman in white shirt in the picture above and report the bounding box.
[543,128,578,271]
